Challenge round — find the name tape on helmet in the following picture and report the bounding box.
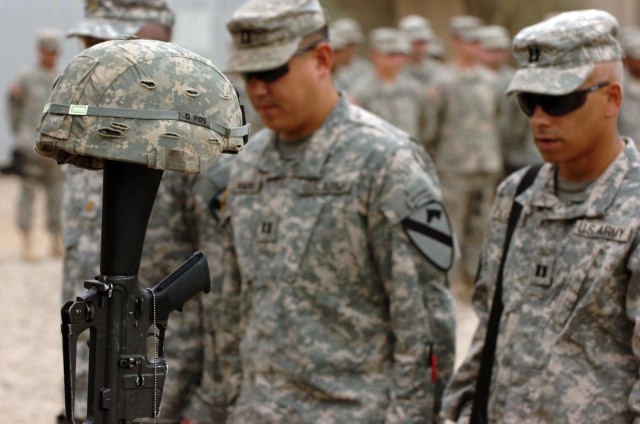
[43,103,250,138]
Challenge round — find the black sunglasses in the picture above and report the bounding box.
[516,81,610,117]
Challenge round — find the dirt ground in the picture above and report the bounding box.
[0,174,478,423]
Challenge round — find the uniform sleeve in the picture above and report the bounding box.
[626,244,640,421]
[370,145,457,422]
[217,215,244,413]
[439,177,517,422]
[7,76,26,135]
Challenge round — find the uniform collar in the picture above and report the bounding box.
[255,93,347,179]
[518,138,637,219]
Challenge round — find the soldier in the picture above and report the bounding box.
[7,28,64,260]
[59,1,213,423]
[398,14,444,87]
[428,16,503,299]
[476,25,541,176]
[350,27,432,146]
[618,27,640,148]
[218,0,456,422]
[331,17,374,95]
[442,9,640,423]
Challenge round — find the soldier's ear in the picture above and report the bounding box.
[604,82,622,118]
[312,42,334,77]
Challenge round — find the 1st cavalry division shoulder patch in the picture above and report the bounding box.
[402,201,454,271]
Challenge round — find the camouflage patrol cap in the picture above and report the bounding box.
[225,0,328,73]
[329,24,350,51]
[35,39,249,174]
[450,15,484,41]
[37,27,63,52]
[331,18,364,45]
[399,14,433,42]
[507,9,623,95]
[477,25,510,51]
[619,26,640,60]
[370,27,411,55]
[67,0,175,40]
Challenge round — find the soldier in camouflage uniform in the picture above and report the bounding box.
[331,17,374,95]
[60,1,213,423]
[476,25,541,176]
[219,0,457,422]
[442,10,640,423]
[618,27,640,148]
[398,14,444,88]
[7,28,64,260]
[427,16,503,299]
[350,27,432,145]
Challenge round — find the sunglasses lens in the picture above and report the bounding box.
[516,91,589,117]
[516,93,536,117]
[542,91,588,116]
[243,64,290,83]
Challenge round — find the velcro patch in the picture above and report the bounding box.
[230,180,261,194]
[299,180,351,196]
[402,201,454,271]
[574,220,631,243]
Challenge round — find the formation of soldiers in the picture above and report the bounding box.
[7,0,640,423]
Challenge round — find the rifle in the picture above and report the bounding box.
[60,160,211,424]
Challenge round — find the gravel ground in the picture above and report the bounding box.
[0,174,478,423]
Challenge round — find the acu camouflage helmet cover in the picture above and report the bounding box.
[35,38,250,174]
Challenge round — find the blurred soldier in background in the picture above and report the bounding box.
[331,17,374,94]
[351,27,432,145]
[219,0,456,422]
[428,16,502,299]
[59,1,214,423]
[476,25,541,176]
[618,27,640,147]
[399,14,444,86]
[7,28,64,260]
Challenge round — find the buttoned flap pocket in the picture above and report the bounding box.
[548,240,604,330]
[274,176,359,284]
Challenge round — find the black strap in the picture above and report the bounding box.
[470,163,543,424]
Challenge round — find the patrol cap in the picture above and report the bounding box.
[370,27,411,55]
[399,14,433,42]
[67,0,175,40]
[619,26,640,60]
[331,17,364,45]
[329,24,350,51]
[37,27,63,52]
[450,15,484,41]
[477,25,510,51]
[507,9,623,95]
[225,0,328,73]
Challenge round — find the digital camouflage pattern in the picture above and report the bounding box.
[67,0,175,39]
[427,59,502,290]
[225,0,327,73]
[507,9,623,96]
[36,38,247,174]
[350,72,432,146]
[8,63,63,234]
[442,141,640,423]
[178,158,237,423]
[219,95,456,423]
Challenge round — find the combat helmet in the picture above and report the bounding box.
[36,38,249,174]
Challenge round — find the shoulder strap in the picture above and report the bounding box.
[470,163,543,424]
